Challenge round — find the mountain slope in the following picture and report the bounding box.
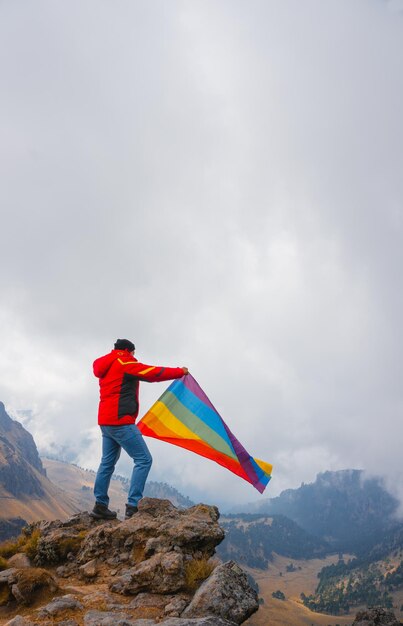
[238,469,400,552]
[42,457,195,515]
[0,402,79,539]
[218,514,329,568]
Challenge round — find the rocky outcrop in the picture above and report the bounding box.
[352,607,402,625]
[0,498,259,625]
[182,561,258,624]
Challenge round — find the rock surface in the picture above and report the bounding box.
[162,616,234,626]
[83,614,236,626]
[4,617,36,626]
[7,553,31,569]
[0,566,57,606]
[0,498,258,625]
[182,560,259,624]
[36,593,83,616]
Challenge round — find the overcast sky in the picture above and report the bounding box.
[1,0,403,509]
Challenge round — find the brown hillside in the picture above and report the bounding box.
[0,462,79,523]
[42,458,128,516]
[0,403,79,525]
[245,554,355,626]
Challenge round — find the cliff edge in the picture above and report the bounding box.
[0,497,259,625]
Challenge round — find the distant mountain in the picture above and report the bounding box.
[223,471,403,616]
[42,458,194,514]
[0,401,46,498]
[0,402,79,540]
[217,513,329,568]
[235,469,400,552]
[123,478,194,509]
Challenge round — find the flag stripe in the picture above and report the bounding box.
[169,382,231,444]
[138,374,272,493]
[142,403,202,442]
[139,422,257,484]
[146,396,237,459]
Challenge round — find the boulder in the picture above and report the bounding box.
[78,499,223,570]
[163,594,191,617]
[4,617,35,626]
[111,551,185,595]
[0,568,17,583]
[182,561,258,624]
[127,591,191,617]
[81,589,124,609]
[161,615,236,626]
[7,554,31,569]
[0,567,57,606]
[31,512,103,565]
[83,615,236,626]
[79,558,99,579]
[129,592,178,610]
[83,611,155,625]
[37,593,83,616]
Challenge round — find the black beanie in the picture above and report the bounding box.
[114,338,135,352]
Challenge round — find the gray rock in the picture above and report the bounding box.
[37,593,83,616]
[81,589,126,610]
[352,607,401,625]
[7,553,31,569]
[56,565,68,577]
[79,558,99,579]
[32,512,110,566]
[182,561,258,624]
[161,619,236,625]
[4,617,35,626]
[78,499,223,571]
[0,568,17,582]
[164,595,191,617]
[129,592,171,609]
[83,611,155,626]
[111,551,185,594]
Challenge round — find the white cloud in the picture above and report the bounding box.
[1,0,402,506]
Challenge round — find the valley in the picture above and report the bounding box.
[245,553,403,626]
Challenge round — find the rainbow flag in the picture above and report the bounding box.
[138,374,272,493]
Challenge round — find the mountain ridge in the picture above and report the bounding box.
[0,403,80,540]
[234,468,401,552]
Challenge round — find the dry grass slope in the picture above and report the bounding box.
[42,458,129,515]
[245,554,356,626]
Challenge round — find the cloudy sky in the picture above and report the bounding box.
[1,0,403,509]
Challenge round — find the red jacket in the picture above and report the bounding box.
[93,349,184,426]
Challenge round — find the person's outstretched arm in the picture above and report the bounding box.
[116,355,188,382]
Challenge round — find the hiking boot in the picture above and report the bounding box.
[89,502,117,520]
[125,504,138,520]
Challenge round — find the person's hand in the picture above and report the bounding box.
[181,367,189,375]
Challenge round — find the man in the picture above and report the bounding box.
[91,338,188,520]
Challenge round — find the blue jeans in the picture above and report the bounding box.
[94,424,152,507]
